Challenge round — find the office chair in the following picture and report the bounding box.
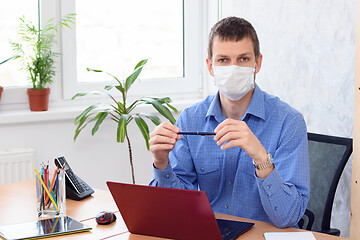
[298,132,353,236]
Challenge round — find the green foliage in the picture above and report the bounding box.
[0,56,17,66]
[10,14,75,90]
[73,59,178,184]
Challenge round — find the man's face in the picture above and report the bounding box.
[206,36,262,76]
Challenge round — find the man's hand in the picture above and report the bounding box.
[214,118,267,164]
[149,122,181,170]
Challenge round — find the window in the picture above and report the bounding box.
[76,0,183,83]
[0,0,38,87]
[1,0,208,109]
[62,0,204,100]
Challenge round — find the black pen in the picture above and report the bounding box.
[178,131,216,136]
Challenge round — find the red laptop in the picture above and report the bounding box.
[107,181,254,240]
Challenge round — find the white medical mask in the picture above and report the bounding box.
[213,65,256,101]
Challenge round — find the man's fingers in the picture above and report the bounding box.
[150,143,176,152]
[219,140,239,150]
[214,118,237,133]
[151,123,179,139]
[149,135,176,145]
[159,122,180,133]
[216,131,238,146]
[214,124,240,141]
[214,119,246,140]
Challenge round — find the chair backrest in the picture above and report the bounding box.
[304,132,352,232]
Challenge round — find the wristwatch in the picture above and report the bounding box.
[253,152,273,170]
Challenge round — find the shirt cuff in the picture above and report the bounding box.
[255,168,284,196]
[152,163,177,187]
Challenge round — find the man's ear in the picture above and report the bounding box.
[206,58,214,76]
[255,54,263,74]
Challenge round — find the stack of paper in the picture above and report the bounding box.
[264,232,316,240]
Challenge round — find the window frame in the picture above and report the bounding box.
[61,0,205,101]
[0,0,63,108]
[0,0,219,111]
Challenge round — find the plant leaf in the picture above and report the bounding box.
[153,97,171,104]
[0,55,17,65]
[144,98,176,124]
[74,113,95,141]
[87,68,124,91]
[86,68,103,73]
[141,113,161,125]
[115,85,124,94]
[117,101,125,113]
[117,114,127,142]
[92,111,109,135]
[165,102,178,114]
[74,104,101,125]
[111,104,123,115]
[105,85,113,90]
[134,59,148,69]
[133,115,150,150]
[71,91,107,100]
[124,59,148,91]
[126,100,142,113]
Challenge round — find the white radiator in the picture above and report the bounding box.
[0,147,34,185]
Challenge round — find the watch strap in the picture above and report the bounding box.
[253,152,273,170]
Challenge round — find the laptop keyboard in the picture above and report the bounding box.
[220,226,238,240]
[216,219,254,240]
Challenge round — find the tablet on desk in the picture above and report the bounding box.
[0,216,91,240]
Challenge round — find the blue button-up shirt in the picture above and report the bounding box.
[150,84,310,228]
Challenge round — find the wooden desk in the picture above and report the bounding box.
[0,179,348,240]
[0,179,126,239]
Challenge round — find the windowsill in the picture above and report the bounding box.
[0,106,86,125]
[0,98,202,125]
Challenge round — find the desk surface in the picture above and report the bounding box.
[0,179,348,240]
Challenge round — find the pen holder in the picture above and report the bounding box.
[36,170,66,217]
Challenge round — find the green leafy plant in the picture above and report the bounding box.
[0,56,17,66]
[72,59,178,184]
[10,14,75,90]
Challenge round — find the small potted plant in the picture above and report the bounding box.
[72,59,178,184]
[0,56,17,103]
[10,14,75,111]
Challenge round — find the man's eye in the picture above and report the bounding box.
[240,57,249,62]
[218,58,227,63]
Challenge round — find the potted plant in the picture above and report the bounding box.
[10,14,75,111]
[72,59,178,184]
[0,56,17,103]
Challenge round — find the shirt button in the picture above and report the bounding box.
[274,207,278,211]
[230,156,235,159]
[200,168,204,172]
[225,204,229,209]
[266,185,271,189]
[229,181,233,184]
[165,174,170,179]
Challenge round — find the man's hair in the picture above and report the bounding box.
[207,17,260,60]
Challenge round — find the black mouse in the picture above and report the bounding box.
[95,211,117,225]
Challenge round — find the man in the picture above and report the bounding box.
[149,17,309,228]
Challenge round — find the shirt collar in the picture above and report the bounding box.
[205,84,266,122]
[206,92,226,123]
[243,84,266,121]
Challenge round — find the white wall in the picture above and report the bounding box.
[221,0,355,237]
[0,114,166,190]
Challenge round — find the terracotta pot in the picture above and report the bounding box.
[27,88,51,111]
[0,86,3,103]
